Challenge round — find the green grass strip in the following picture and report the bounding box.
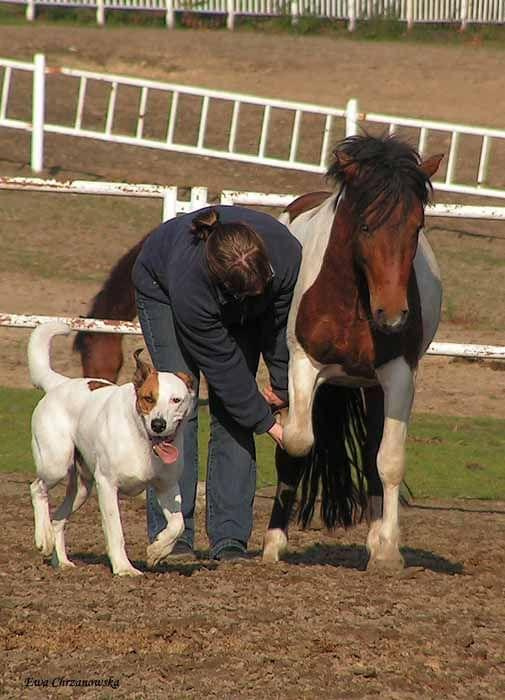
[2,386,504,500]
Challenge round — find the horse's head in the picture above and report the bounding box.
[329,135,443,333]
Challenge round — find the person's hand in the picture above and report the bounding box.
[267,421,284,450]
[262,385,286,409]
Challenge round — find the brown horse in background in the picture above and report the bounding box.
[73,238,146,381]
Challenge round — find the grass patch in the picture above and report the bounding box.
[1,5,505,48]
[2,386,504,500]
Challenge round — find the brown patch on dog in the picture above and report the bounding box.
[135,371,159,415]
[175,371,194,391]
[133,348,153,389]
[87,380,111,391]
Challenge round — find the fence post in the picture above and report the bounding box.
[345,98,359,137]
[165,0,175,28]
[189,186,209,210]
[460,0,468,30]
[348,0,356,32]
[227,0,235,30]
[96,0,105,26]
[26,0,35,21]
[290,0,299,25]
[406,0,413,30]
[31,54,45,173]
[162,187,178,221]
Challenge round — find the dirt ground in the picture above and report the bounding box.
[0,24,504,699]
[1,476,505,699]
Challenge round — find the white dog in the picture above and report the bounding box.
[29,321,195,576]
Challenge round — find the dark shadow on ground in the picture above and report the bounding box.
[281,542,463,575]
[67,550,219,576]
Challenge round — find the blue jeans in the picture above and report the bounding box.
[136,290,259,559]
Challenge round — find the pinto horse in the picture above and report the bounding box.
[262,134,443,571]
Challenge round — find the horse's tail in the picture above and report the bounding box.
[298,383,368,530]
[73,236,147,381]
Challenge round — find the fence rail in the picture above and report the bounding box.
[2,313,505,361]
[1,55,505,201]
[2,0,505,30]
[0,176,503,362]
[3,176,505,221]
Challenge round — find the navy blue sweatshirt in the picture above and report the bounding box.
[132,205,302,435]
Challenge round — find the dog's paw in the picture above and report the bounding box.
[146,537,176,569]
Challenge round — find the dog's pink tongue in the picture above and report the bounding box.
[152,441,179,464]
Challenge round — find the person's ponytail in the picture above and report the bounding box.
[190,208,220,242]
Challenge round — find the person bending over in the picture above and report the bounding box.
[132,205,301,561]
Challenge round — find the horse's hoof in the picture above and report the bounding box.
[50,551,76,570]
[262,529,287,563]
[366,554,405,574]
[115,566,143,577]
[146,538,176,569]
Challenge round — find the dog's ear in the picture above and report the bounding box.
[175,371,195,393]
[133,348,153,388]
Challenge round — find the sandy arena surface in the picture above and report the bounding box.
[0,24,504,699]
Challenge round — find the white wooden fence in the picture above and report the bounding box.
[3,0,504,31]
[1,176,504,362]
[1,54,505,200]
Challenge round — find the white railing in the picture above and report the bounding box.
[2,313,505,361]
[0,176,504,362]
[4,176,505,221]
[3,0,505,30]
[2,55,505,200]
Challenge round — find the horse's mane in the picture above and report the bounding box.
[327,134,433,229]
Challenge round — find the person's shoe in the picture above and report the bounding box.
[214,544,248,562]
[159,540,197,563]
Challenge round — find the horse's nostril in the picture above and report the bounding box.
[151,418,167,434]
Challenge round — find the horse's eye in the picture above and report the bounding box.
[144,395,154,404]
[171,397,181,404]
[360,223,370,233]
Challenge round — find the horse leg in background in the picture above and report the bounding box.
[77,333,125,382]
[73,236,146,382]
[363,385,386,564]
[367,356,415,571]
[283,346,319,457]
[263,446,308,562]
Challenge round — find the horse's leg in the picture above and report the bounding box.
[262,446,307,562]
[79,333,124,382]
[367,357,414,571]
[363,385,385,562]
[283,347,319,457]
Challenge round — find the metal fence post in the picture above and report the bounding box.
[406,0,414,30]
[345,98,359,137]
[460,0,468,30]
[165,0,175,28]
[291,0,299,25]
[348,0,356,32]
[162,186,178,221]
[96,0,105,26]
[26,0,35,21]
[31,53,45,173]
[227,0,235,30]
[189,186,209,210]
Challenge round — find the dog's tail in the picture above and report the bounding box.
[28,321,71,392]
